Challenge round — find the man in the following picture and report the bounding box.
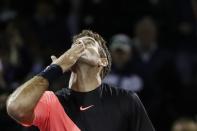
[6,30,155,131]
[104,34,143,92]
[132,16,177,131]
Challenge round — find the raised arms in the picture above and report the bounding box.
[6,43,84,125]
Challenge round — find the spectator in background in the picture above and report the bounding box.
[0,45,8,113]
[0,23,25,131]
[104,34,143,92]
[0,20,39,131]
[28,0,68,61]
[175,21,195,89]
[67,0,82,37]
[0,54,6,90]
[174,0,197,87]
[171,118,197,131]
[4,21,32,89]
[0,0,17,23]
[174,0,197,118]
[132,16,177,131]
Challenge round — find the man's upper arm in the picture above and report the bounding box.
[129,93,155,131]
[20,91,53,127]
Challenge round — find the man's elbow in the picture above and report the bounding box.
[6,101,33,123]
[7,102,24,120]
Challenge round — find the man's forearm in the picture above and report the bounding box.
[7,76,49,121]
[6,43,84,123]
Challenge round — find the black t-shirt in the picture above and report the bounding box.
[55,84,155,131]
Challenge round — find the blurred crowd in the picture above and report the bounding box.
[0,0,197,131]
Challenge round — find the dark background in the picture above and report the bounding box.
[0,0,197,131]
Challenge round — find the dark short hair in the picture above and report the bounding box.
[73,30,112,79]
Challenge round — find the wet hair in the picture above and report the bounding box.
[73,30,112,79]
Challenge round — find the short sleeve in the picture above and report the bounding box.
[21,91,55,128]
[129,93,155,131]
[33,91,55,127]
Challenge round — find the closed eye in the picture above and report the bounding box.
[84,39,94,46]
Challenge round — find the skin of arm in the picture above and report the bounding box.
[6,43,84,125]
[7,76,49,124]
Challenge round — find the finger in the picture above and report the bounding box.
[75,50,86,58]
[51,55,57,62]
[74,47,85,58]
[69,43,85,54]
[62,43,85,61]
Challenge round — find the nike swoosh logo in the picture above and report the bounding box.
[80,105,94,111]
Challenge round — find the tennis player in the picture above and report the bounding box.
[6,30,155,131]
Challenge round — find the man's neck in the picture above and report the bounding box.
[69,65,102,92]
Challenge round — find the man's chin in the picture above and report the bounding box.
[70,60,87,73]
[78,57,98,66]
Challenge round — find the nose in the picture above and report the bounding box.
[78,39,83,45]
[75,40,82,45]
[73,40,85,49]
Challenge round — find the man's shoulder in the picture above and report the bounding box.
[102,84,142,113]
[101,83,137,100]
[55,88,71,101]
[40,91,56,102]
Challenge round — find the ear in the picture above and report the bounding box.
[98,58,108,67]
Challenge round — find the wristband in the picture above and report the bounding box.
[38,64,63,84]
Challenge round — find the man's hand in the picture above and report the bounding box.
[51,43,85,72]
